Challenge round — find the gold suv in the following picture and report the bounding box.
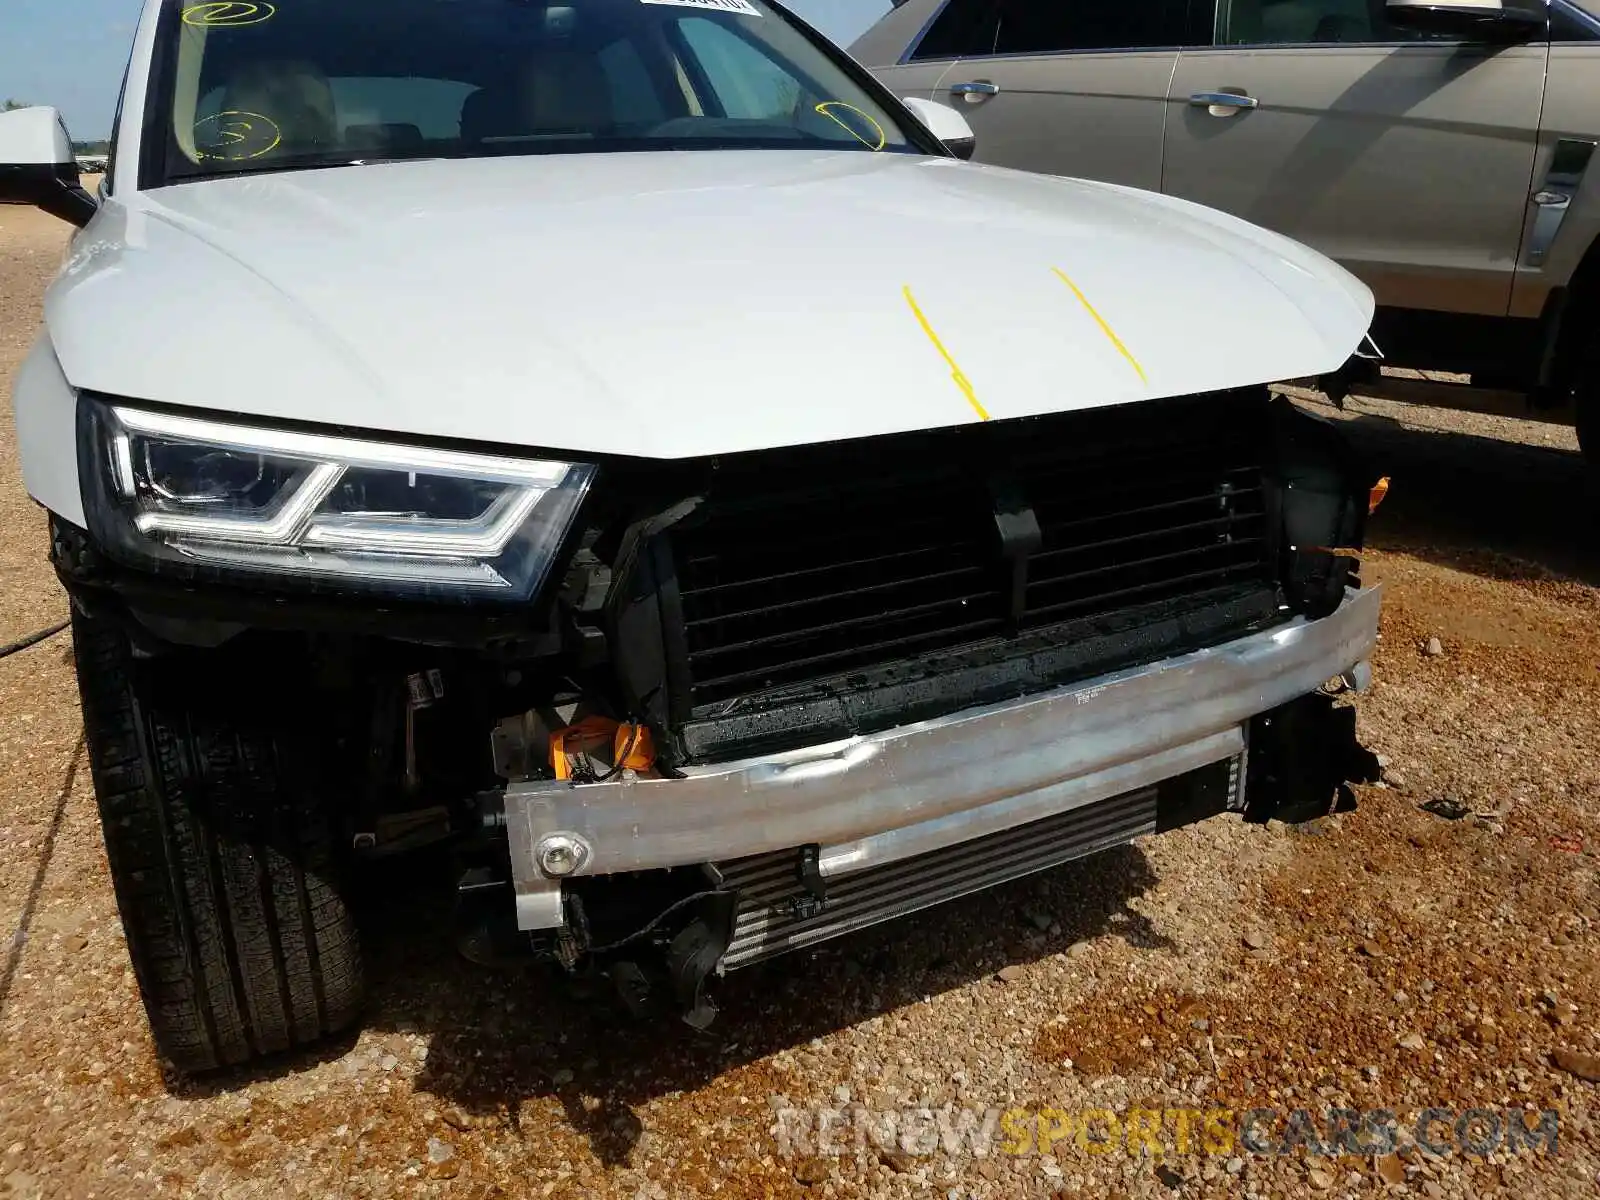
[856,0,1600,456]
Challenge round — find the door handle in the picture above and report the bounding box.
[1190,91,1259,115]
[949,81,1001,100]
[1527,138,1597,266]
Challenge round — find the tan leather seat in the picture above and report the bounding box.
[520,47,614,134]
[460,48,614,144]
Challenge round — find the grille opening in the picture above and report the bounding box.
[669,391,1277,711]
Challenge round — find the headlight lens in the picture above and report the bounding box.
[82,400,595,601]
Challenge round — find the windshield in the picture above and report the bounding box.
[146,0,929,184]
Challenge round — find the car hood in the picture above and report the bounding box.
[48,151,1372,460]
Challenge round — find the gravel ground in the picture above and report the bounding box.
[1,213,1596,1200]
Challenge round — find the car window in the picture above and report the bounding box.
[597,37,669,124]
[679,17,802,120]
[1551,0,1600,39]
[329,78,478,141]
[1215,0,1450,44]
[147,0,928,186]
[911,0,1196,61]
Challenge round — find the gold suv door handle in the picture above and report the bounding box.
[949,81,1001,103]
[1527,138,1598,266]
[1190,92,1259,115]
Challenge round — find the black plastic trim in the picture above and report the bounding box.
[675,582,1285,763]
[0,162,98,227]
[137,0,181,193]
[606,532,689,735]
[1553,0,1600,38]
[1244,692,1381,825]
[1265,396,1375,619]
[54,516,570,652]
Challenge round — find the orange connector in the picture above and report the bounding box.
[549,716,656,781]
[613,722,656,773]
[1368,476,1391,515]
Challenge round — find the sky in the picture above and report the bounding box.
[0,0,893,140]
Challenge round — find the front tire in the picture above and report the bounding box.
[72,608,364,1073]
[1560,277,1600,469]
[1577,377,1600,468]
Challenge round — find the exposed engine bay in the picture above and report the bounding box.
[53,386,1383,1027]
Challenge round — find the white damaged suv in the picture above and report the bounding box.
[6,0,1383,1072]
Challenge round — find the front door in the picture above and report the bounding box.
[850,0,963,104]
[898,0,1203,193]
[1162,0,1549,315]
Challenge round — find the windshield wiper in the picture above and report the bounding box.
[165,147,480,184]
[165,155,367,184]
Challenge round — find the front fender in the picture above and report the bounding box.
[12,335,83,527]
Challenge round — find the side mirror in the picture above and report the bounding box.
[0,106,98,228]
[1385,0,1546,39]
[901,97,976,161]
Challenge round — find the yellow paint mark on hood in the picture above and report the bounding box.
[903,286,990,422]
[1054,268,1149,386]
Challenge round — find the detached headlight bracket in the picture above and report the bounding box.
[1265,395,1379,620]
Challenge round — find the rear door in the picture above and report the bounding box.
[1162,0,1549,316]
[893,0,1201,193]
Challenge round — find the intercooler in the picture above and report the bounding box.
[715,757,1242,969]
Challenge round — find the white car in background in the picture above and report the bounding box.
[5,0,1381,1073]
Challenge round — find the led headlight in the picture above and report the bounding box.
[80,400,595,602]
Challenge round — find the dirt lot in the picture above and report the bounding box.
[0,207,1596,1200]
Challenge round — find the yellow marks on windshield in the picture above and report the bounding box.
[815,102,887,152]
[194,111,282,161]
[183,2,277,27]
[903,286,990,422]
[1053,268,1148,385]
